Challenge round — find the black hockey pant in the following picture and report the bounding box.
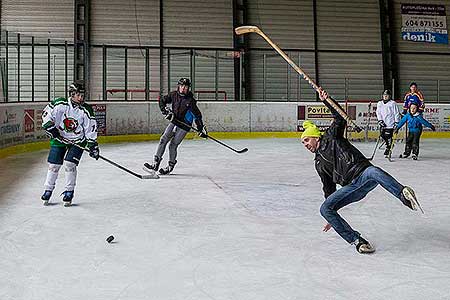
[404,131,422,156]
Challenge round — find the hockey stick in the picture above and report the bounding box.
[171,118,248,154]
[235,25,362,132]
[365,101,372,142]
[57,137,159,179]
[368,136,381,161]
[386,132,398,162]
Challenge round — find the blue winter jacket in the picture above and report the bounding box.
[396,112,434,133]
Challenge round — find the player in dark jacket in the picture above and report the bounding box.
[301,89,423,254]
[143,78,207,175]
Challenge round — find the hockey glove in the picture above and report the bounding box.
[45,126,60,140]
[378,120,386,128]
[161,107,171,116]
[197,126,208,138]
[88,142,100,160]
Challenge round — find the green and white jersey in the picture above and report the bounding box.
[42,97,97,147]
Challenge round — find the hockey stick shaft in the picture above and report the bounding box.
[171,119,248,154]
[368,136,381,161]
[235,25,362,132]
[57,137,157,179]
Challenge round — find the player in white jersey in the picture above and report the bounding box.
[376,89,400,156]
[41,82,99,206]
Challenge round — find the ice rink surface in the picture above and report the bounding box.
[1,138,450,300]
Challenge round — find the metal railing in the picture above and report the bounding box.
[1,29,449,104]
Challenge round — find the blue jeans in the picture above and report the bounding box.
[319,166,404,244]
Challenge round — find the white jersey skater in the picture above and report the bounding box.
[42,97,97,146]
[376,100,400,128]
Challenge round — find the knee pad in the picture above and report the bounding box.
[49,163,62,173]
[65,161,77,173]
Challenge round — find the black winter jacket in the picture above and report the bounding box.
[159,91,203,131]
[314,102,372,198]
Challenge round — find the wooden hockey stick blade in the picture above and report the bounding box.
[235,25,262,35]
[235,25,362,133]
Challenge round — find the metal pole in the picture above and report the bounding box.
[5,31,8,102]
[191,49,196,93]
[102,45,107,100]
[167,48,171,93]
[17,33,20,102]
[263,53,266,101]
[145,48,149,101]
[53,55,56,100]
[287,51,290,101]
[297,53,301,101]
[32,36,34,101]
[47,39,51,101]
[124,47,128,101]
[65,41,68,98]
[437,79,440,103]
[239,53,243,101]
[215,50,219,101]
[344,78,348,101]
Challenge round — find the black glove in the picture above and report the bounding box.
[393,128,399,135]
[198,125,208,138]
[378,120,386,128]
[45,126,60,139]
[161,107,171,115]
[89,142,100,160]
[430,125,436,131]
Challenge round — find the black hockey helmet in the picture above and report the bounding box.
[177,78,191,87]
[409,82,417,87]
[382,89,391,96]
[68,82,85,96]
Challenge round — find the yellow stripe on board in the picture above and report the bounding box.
[0,131,448,159]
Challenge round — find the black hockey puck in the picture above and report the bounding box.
[106,235,114,243]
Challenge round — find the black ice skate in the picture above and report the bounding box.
[412,154,418,160]
[41,190,52,206]
[159,160,177,175]
[62,191,74,207]
[399,152,410,159]
[143,156,161,173]
[401,186,424,214]
[355,236,375,254]
[384,148,390,156]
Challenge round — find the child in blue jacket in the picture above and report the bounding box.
[395,103,435,160]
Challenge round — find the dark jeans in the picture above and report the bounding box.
[319,166,404,244]
[404,130,422,156]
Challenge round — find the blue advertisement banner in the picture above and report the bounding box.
[401,3,448,44]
